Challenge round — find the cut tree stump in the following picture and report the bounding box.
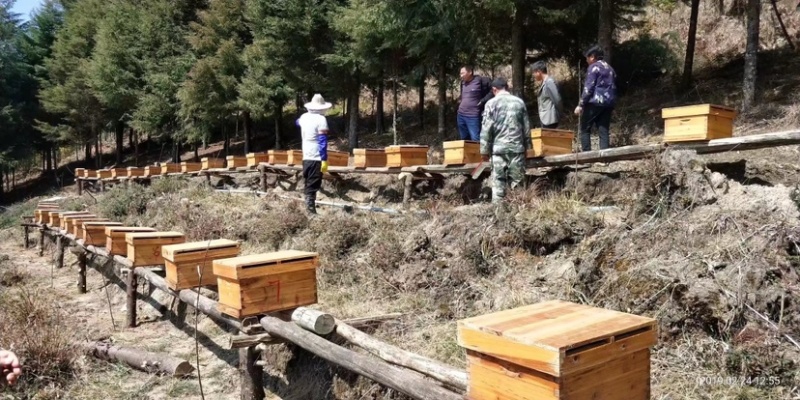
[82,342,194,377]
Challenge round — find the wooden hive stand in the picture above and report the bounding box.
[268,150,288,165]
[327,150,350,167]
[83,169,97,179]
[457,300,658,400]
[662,104,737,143]
[528,129,575,158]
[385,145,429,168]
[443,141,481,166]
[127,167,145,178]
[212,250,320,319]
[226,155,248,169]
[247,153,269,168]
[162,239,241,290]
[110,168,128,179]
[126,232,185,267]
[286,150,304,166]
[160,163,181,175]
[181,162,202,173]
[61,214,96,232]
[202,158,226,170]
[82,221,123,246]
[71,217,109,237]
[105,227,156,256]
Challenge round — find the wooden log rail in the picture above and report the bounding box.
[30,225,462,400]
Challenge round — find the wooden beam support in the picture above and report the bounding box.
[55,235,65,269]
[126,270,138,328]
[82,341,195,377]
[77,178,83,195]
[38,229,45,256]
[77,250,87,294]
[23,225,29,248]
[239,346,264,400]
[258,316,461,400]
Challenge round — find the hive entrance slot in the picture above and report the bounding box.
[615,326,653,341]
[566,338,612,357]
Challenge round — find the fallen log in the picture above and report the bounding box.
[291,308,335,335]
[259,316,461,400]
[227,313,403,349]
[82,341,194,377]
[334,319,468,392]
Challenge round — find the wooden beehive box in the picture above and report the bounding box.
[97,170,112,179]
[56,211,90,229]
[160,164,181,175]
[327,150,350,167]
[82,221,123,246]
[84,169,97,178]
[110,168,128,179]
[226,155,248,169]
[162,239,241,290]
[61,213,96,231]
[75,168,86,177]
[181,162,202,173]
[353,149,386,168]
[386,145,429,168]
[268,150,288,165]
[286,150,304,166]
[47,210,64,226]
[443,141,481,165]
[662,104,736,142]
[247,153,269,167]
[212,251,319,319]
[458,300,657,400]
[35,206,59,224]
[72,217,109,237]
[528,129,575,158]
[126,232,185,267]
[202,158,226,170]
[127,167,145,177]
[105,227,157,255]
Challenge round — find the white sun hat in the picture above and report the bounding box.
[304,93,333,111]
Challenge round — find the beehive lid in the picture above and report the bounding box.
[353,149,384,155]
[268,150,285,155]
[227,155,245,160]
[247,152,267,157]
[162,239,239,259]
[59,211,91,217]
[531,128,575,139]
[65,214,97,221]
[83,221,122,227]
[386,145,429,153]
[106,226,157,235]
[213,250,319,280]
[662,104,737,120]
[443,140,479,149]
[127,167,141,171]
[125,231,184,243]
[457,300,657,376]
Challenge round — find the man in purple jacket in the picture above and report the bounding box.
[457,66,494,142]
[574,45,617,151]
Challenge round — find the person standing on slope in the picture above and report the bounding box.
[297,94,332,214]
[574,45,617,151]
[480,78,531,203]
[531,61,564,129]
[457,66,494,142]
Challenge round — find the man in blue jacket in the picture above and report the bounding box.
[457,66,494,142]
[574,45,617,151]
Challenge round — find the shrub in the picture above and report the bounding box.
[98,184,153,220]
[614,34,679,93]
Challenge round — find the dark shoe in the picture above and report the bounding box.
[306,203,317,215]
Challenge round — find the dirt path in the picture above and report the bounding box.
[0,229,246,400]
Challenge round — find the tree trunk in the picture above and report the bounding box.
[82,342,195,377]
[115,121,124,165]
[223,124,230,158]
[394,78,399,145]
[437,61,447,140]
[770,0,794,50]
[348,82,360,151]
[742,0,760,111]
[681,0,701,90]
[243,111,253,154]
[95,130,101,169]
[128,127,133,150]
[598,0,615,64]
[85,142,92,163]
[194,144,199,162]
[133,130,138,166]
[45,146,53,171]
[376,79,385,135]
[511,5,526,97]
[274,101,283,150]
[418,79,425,129]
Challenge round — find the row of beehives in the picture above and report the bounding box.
[34,206,317,320]
[34,200,659,399]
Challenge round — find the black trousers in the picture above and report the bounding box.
[303,160,322,203]
[580,105,613,151]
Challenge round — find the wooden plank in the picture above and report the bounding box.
[661,103,736,119]
[212,251,318,280]
[165,259,218,290]
[458,326,561,376]
[466,351,559,400]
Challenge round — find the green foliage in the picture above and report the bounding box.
[614,34,679,92]
[98,184,153,220]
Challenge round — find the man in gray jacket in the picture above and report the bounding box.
[531,61,563,129]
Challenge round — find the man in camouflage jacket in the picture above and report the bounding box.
[480,78,531,203]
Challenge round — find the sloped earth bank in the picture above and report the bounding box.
[3,148,800,399]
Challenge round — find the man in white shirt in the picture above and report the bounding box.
[296,94,332,214]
